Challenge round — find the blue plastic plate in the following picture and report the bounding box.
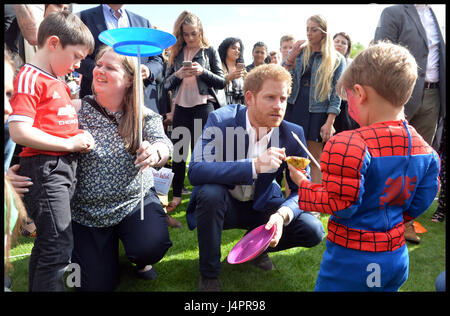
[98,27,176,57]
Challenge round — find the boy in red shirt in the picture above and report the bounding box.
[8,11,95,291]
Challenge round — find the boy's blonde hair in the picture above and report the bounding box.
[244,63,292,96]
[37,10,94,54]
[337,42,418,107]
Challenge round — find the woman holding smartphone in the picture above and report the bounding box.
[164,10,226,212]
[218,37,246,105]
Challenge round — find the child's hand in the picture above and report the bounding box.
[68,131,95,153]
[287,163,308,186]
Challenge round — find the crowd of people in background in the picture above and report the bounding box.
[4,4,445,293]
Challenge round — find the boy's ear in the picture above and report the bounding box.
[353,84,367,104]
[47,35,61,51]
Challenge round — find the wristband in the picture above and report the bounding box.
[156,149,162,164]
[276,210,287,223]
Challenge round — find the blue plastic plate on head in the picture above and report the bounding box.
[98,27,176,57]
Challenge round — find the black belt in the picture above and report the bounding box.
[424,81,439,89]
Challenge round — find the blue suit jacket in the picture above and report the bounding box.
[185,104,310,230]
[77,5,164,113]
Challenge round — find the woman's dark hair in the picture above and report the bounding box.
[333,32,352,58]
[218,37,245,64]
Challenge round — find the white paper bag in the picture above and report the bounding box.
[151,167,174,195]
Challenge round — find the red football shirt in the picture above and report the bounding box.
[9,64,83,157]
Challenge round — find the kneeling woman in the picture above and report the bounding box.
[71,46,173,291]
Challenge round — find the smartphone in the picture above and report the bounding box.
[182,61,193,67]
[236,63,244,70]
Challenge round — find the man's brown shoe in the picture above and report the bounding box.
[405,220,420,244]
[198,275,220,292]
[166,214,182,228]
[249,253,275,271]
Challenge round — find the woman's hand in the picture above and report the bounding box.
[163,111,174,127]
[287,40,307,63]
[227,67,244,82]
[191,62,204,76]
[175,65,195,79]
[6,164,33,197]
[135,141,161,172]
[140,64,151,80]
[320,119,336,143]
[287,163,308,187]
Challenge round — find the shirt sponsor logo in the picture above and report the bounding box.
[57,104,78,125]
[57,104,77,118]
[53,91,61,99]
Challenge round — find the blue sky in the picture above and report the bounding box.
[73,4,445,65]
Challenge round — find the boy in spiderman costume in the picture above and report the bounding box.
[288,42,440,291]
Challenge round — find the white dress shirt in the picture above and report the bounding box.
[102,4,129,30]
[228,112,273,201]
[228,112,294,225]
[415,4,440,83]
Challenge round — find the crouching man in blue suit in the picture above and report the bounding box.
[186,64,325,291]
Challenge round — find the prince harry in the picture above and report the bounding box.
[186,64,325,291]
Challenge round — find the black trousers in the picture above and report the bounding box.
[71,189,172,291]
[171,102,215,197]
[19,154,78,291]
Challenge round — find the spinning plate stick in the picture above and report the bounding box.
[291,131,321,170]
[99,27,176,220]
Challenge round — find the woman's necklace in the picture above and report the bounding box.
[98,103,119,125]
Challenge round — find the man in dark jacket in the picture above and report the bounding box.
[76,4,164,114]
[374,4,446,244]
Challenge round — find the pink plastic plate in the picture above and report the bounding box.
[227,224,276,264]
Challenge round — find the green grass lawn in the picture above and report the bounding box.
[8,190,445,292]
